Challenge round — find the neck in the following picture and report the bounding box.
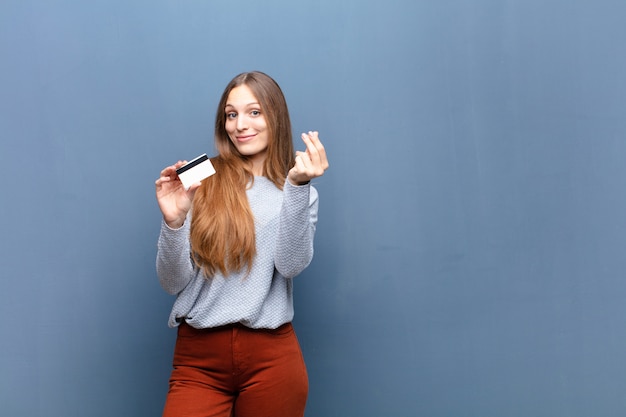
[250,161,263,177]
[249,155,265,176]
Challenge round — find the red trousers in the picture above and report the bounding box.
[162,322,308,417]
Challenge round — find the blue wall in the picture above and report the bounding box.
[2,1,626,416]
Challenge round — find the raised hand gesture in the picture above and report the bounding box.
[288,131,329,186]
[155,161,202,229]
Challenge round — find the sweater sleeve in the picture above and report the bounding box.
[274,180,319,278]
[156,217,196,295]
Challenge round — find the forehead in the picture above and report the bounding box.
[225,85,259,107]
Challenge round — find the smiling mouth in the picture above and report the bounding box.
[236,134,256,142]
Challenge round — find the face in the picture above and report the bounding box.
[224,85,269,170]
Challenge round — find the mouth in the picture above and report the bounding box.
[235,134,256,143]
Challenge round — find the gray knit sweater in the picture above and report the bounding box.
[156,177,319,329]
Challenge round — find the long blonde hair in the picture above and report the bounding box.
[190,71,295,277]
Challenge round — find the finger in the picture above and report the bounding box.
[161,161,187,177]
[187,182,202,192]
[306,131,322,149]
[304,132,325,157]
[301,132,326,170]
[160,165,177,179]
[301,133,319,162]
[294,151,310,170]
[289,154,309,185]
[155,176,168,186]
[308,132,327,160]
[307,131,328,170]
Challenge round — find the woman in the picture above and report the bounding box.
[155,71,328,417]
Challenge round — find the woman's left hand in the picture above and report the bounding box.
[288,131,329,185]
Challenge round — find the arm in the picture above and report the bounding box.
[156,216,196,295]
[274,181,319,278]
[154,161,202,294]
[276,131,328,278]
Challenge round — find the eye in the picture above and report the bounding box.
[226,112,237,119]
[250,110,261,117]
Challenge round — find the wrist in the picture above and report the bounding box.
[164,217,185,229]
[288,177,310,186]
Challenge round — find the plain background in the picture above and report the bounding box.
[2,0,626,416]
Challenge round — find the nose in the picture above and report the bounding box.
[236,114,248,131]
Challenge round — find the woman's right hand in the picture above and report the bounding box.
[155,161,202,229]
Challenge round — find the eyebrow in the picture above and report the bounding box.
[225,102,260,109]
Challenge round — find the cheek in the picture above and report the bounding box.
[254,118,267,131]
